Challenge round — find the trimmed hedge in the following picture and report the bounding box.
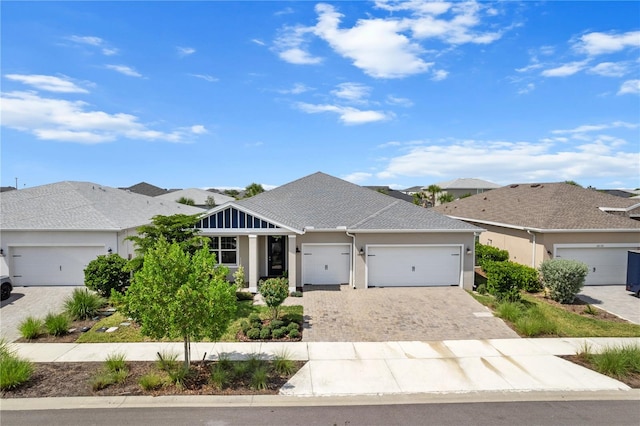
[475,242,509,268]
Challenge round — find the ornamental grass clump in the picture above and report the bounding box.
[64,288,106,320]
[18,316,43,340]
[539,259,589,303]
[44,312,69,337]
[0,338,34,391]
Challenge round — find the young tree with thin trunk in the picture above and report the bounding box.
[123,239,236,368]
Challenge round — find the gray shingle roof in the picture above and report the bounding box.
[1,181,204,231]
[155,188,234,206]
[432,178,501,190]
[434,182,640,230]
[236,172,480,232]
[121,182,169,197]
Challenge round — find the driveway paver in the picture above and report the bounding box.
[0,286,77,342]
[577,285,640,324]
[290,285,518,342]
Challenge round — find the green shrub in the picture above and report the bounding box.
[270,320,284,330]
[233,265,245,288]
[44,312,69,336]
[289,291,303,297]
[512,263,542,293]
[139,373,165,391]
[104,352,127,373]
[210,365,231,389]
[260,277,289,319]
[233,361,250,378]
[483,261,522,302]
[539,259,589,303]
[166,366,190,387]
[248,313,262,326]
[288,329,301,339]
[84,253,130,297]
[246,328,261,340]
[0,345,34,390]
[18,316,43,340]
[475,242,509,268]
[272,327,287,339]
[250,366,268,390]
[286,322,299,332]
[239,319,252,334]
[273,349,296,375]
[260,327,272,339]
[495,301,526,323]
[236,291,254,301]
[514,307,557,336]
[91,372,116,391]
[156,351,180,372]
[65,288,106,320]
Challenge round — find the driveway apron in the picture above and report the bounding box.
[578,285,640,324]
[293,286,519,342]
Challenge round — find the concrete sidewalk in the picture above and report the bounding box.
[9,337,639,397]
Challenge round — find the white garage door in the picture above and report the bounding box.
[555,246,630,285]
[302,244,351,285]
[11,246,104,286]
[367,245,461,287]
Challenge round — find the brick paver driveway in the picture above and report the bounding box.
[289,285,518,342]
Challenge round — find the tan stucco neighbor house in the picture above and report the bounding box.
[0,182,203,287]
[434,183,640,285]
[196,172,482,293]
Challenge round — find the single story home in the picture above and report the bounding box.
[431,178,501,200]
[196,172,482,292]
[0,181,203,286]
[434,182,640,285]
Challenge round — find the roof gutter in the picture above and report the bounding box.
[445,216,640,233]
[526,229,536,267]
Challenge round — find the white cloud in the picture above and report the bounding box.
[177,46,196,56]
[431,69,449,81]
[375,136,638,185]
[278,83,312,94]
[0,91,195,144]
[618,79,640,96]
[374,0,451,15]
[274,25,323,65]
[552,121,637,135]
[105,64,143,77]
[313,4,431,78]
[5,74,88,93]
[517,83,535,95]
[588,61,629,77]
[296,102,393,125]
[331,82,371,102]
[541,61,589,77]
[67,35,118,56]
[190,125,207,134]
[342,172,372,183]
[386,95,413,107]
[251,39,266,46]
[575,31,640,56]
[189,74,219,82]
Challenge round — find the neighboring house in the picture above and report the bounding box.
[0,187,16,193]
[0,182,203,286]
[194,172,482,292]
[364,186,415,203]
[121,182,171,197]
[432,178,501,200]
[434,183,640,285]
[400,185,423,196]
[601,189,636,198]
[155,188,235,209]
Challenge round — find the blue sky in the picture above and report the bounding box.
[2,1,639,191]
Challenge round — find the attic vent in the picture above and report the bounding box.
[510,184,519,188]
[530,184,540,188]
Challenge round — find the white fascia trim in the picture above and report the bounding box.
[198,202,302,234]
[446,216,640,234]
[348,228,484,234]
[599,202,640,212]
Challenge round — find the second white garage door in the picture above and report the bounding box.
[367,245,462,287]
[11,246,104,286]
[302,244,351,285]
[555,246,631,285]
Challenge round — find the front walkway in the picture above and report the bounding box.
[286,286,518,342]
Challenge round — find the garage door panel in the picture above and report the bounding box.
[302,245,350,285]
[12,246,104,286]
[555,247,628,285]
[368,246,461,287]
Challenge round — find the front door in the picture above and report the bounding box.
[267,236,286,276]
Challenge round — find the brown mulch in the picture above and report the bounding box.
[1,360,305,399]
[527,292,630,323]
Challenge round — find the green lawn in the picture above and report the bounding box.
[470,291,640,338]
[76,301,303,343]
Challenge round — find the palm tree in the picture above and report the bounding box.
[425,184,441,207]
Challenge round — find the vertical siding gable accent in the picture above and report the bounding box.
[196,206,282,230]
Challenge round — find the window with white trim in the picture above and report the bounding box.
[209,236,237,265]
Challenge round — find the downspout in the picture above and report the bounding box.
[526,229,536,267]
[345,231,357,289]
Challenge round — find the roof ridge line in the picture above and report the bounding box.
[349,199,402,228]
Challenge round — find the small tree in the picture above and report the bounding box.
[438,193,455,204]
[426,184,442,207]
[84,254,130,297]
[126,214,208,271]
[177,197,195,206]
[539,259,589,303]
[260,277,289,319]
[205,195,216,209]
[123,239,236,368]
[243,183,265,198]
